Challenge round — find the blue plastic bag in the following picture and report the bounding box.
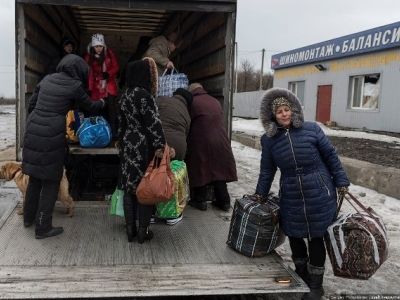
[76,116,112,148]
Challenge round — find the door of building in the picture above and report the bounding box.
[316,85,332,123]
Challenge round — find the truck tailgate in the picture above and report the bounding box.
[0,199,308,298]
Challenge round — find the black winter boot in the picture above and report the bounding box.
[123,193,137,242]
[35,227,64,239]
[302,264,325,300]
[137,227,153,244]
[292,256,309,284]
[126,224,137,242]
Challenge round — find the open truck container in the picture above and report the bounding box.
[2,0,308,298]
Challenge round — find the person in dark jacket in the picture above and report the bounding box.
[143,32,179,75]
[155,88,191,225]
[156,88,192,160]
[45,37,76,75]
[186,83,238,212]
[118,57,166,243]
[255,87,350,300]
[22,54,105,239]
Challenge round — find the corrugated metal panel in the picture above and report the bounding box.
[71,6,172,34]
[273,49,400,132]
[233,90,265,118]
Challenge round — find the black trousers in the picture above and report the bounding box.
[123,192,153,228]
[289,236,326,267]
[24,176,60,234]
[104,95,119,140]
[192,181,230,205]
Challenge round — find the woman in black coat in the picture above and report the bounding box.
[22,54,104,239]
[118,57,166,243]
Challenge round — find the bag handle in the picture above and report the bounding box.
[146,144,171,174]
[249,194,279,225]
[336,191,379,222]
[345,191,376,218]
[161,68,178,77]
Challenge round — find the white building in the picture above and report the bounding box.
[271,21,400,133]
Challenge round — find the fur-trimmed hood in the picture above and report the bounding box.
[125,57,158,97]
[260,87,304,137]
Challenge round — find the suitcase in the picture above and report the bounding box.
[226,193,285,257]
[325,192,389,279]
[156,160,189,219]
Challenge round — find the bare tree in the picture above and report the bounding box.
[262,72,274,90]
[237,59,258,92]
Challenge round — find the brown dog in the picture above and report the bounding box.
[0,162,75,217]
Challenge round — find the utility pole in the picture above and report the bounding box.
[259,48,265,90]
[235,42,238,93]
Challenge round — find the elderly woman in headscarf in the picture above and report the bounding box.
[255,88,350,300]
[118,57,166,243]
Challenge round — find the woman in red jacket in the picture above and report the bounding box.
[84,33,120,139]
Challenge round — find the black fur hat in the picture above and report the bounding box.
[260,87,304,137]
[125,57,158,96]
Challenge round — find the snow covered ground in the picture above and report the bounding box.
[228,141,400,296]
[0,105,15,151]
[1,105,399,297]
[233,117,400,144]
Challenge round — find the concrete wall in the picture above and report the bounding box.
[232,132,400,199]
[273,49,400,132]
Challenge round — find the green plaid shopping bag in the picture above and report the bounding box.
[156,160,189,218]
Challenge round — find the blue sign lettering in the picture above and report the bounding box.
[271,21,400,69]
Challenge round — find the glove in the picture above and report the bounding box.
[337,186,349,197]
[102,72,110,80]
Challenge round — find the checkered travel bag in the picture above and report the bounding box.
[325,192,389,279]
[226,193,285,257]
[158,68,188,97]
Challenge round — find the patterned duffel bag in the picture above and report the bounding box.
[325,192,389,279]
[226,193,285,257]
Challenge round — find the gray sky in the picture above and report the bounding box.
[1,0,400,97]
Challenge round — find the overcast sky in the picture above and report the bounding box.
[1,0,400,97]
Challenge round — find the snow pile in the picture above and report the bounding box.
[0,105,16,151]
[233,117,400,144]
[228,141,400,296]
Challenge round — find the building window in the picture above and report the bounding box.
[348,73,380,109]
[288,81,305,105]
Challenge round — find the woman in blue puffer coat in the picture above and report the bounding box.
[255,88,349,300]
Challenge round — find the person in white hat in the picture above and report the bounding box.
[84,33,120,139]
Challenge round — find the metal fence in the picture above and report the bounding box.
[232,91,265,118]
